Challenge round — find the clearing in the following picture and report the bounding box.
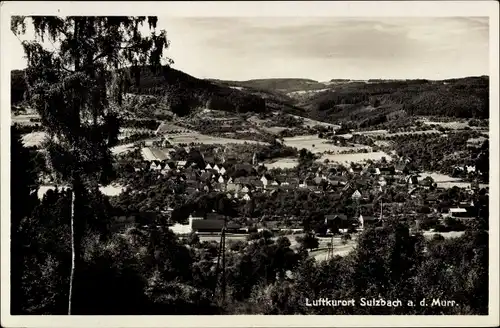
[11,114,41,126]
[289,115,341,129]
[141,147,171,161]
[417,172,487,189]
[283,135,370,154]
[111,143,136,155]
[419,120,469,130]
[164,132,268,146]
[263,157,299,170]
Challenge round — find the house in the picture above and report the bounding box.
[358,215,379,230]
[465,165,476,173]
[349,165,363,174]
[313,176,323,185]
[260,175,269,187]
[219,167,226,175]
[378,177,387,186]
[324,214,352,231]
[191,219,225,234]
[379,166,395,176]
[242,194,251,201]
[205,163,213,170]
[226,183,240,192]
[448,207,475,220]
[395,164,411,175]
[425,194,440,205]
[241,186,250,194]
[406,175,420,185]
[206,212,225,221]
[218,176,225,184]
[177,161,187,169]
[213,164,220,173]
[351,190,362,200]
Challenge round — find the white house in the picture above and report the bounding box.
[351,190,362,200]
[218,176,225,184]
[242,194,251,201]
[169,214,203,235]
[205,163,212,170]
[466,165,476,173]
[260,175,268,187]
[241,186,250,194]
[374,168,381,175]
[150,162,158,170]
[358,214,378,230]
[379,177,387,186]
[219,167,226,175]
[177,161,187,169]
[448,207,468,218]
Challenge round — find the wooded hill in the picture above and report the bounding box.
[11,67,489,121]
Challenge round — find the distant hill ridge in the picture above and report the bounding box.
[11,67,489,120]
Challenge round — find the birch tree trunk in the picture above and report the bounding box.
[68,186,76,315]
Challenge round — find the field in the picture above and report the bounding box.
[420,120,470,129]
[317,151,392,164]
[283,135,371,154]
[11,113,40,126]
[118,127,153,140]
[164,132,268,146]
[263,157,299,170]
[111,143,136,155]
[417,172,488,189]
[352,129,442,137]
[289,115,341,129]
[141,147,171,161]
[261,126,290,134]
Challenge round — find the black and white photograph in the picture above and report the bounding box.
[1,1,499,327]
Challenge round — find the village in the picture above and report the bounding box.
[109,131,488,251]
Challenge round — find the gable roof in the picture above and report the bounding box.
[191,219,224,231]
[325,214,348,221]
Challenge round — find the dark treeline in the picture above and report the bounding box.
[303,77,489,121]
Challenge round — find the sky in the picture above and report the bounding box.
[10,16,489,82]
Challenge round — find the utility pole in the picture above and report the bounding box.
[214,214,227,306]
[221,219,226,305]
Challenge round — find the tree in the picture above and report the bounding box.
[296,232,319,250]
[12,16,171,314]
[11,126,41,314]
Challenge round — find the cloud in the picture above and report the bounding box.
[11,16,490,80]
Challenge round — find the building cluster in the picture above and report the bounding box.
[113,147,487,236]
